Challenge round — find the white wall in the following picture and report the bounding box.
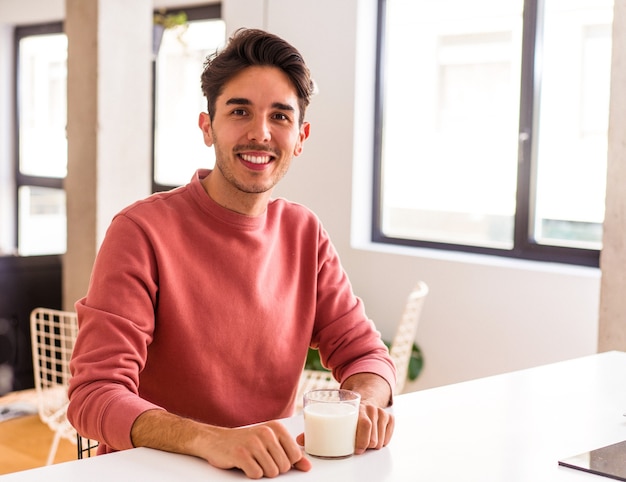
[0,0,602,391]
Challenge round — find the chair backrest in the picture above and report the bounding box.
[294,281,429,409]
[389,281,429,394]
[30,307,78,430]
[295,368,340,410]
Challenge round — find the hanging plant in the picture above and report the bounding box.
[153,10,188,30]
[152,10,188,56]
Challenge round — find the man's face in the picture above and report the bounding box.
[198,65,310,197]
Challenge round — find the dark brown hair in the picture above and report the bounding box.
[200,28,314,125]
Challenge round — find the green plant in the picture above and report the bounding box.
[152,10,188,56]
[305,347,327,372]
[153,10,188,29]
[304,341,424,381]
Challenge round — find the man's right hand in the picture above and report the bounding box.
[202,420,312,479]
[132,410,312,479]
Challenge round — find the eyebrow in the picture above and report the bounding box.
[225,97,295,112]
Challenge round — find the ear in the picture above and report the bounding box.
[198,112,214,147]
[294,121,311,157]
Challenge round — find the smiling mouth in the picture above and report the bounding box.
[239,153,274,165]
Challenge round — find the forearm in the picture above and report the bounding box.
[131,409,311,478]
[131,409,219,458]
[340,372,393,408]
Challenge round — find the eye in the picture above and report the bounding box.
[231,108,248,116]
[272,112,290,121]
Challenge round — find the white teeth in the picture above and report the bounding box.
[240,154,271,164]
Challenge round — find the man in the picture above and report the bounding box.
[68,28,395,479]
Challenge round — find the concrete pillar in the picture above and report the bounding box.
[63,0,152,310]
[598,0,626,351]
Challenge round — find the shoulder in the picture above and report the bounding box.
[266,198,335,251]
[117,186,190,221]
[268,197,320,225]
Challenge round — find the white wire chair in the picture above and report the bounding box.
[295,281,429,409]
[389,280,428,394]
[77,434,99,459]
[30,307,79,465]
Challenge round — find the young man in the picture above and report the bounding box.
[68,28,395,479]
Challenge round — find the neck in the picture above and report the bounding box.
[201,170,271,217]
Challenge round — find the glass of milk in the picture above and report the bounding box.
[303,388,361,458]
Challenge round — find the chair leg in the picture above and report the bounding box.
[46,430,62,465]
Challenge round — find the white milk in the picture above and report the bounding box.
[304,402,359,458]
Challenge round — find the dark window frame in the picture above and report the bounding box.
[372,0,601,268]
[13,21,65,251]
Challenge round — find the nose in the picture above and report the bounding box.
[248,116,271,142]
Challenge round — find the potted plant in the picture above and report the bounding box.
[304,341,424,383]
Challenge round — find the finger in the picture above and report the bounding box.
[371,410,391,449]
[278,430,311,473]
[270,424,304,465]
[381,412,395,448]
[271,423,310,474]
[237,455,265,480]
[258,424,301,476]
[354,408,373,454]
[255,447,286,478]
[280,438,306,468]
[290,433,312,471]
[366,405,380,449]
[293,456,313,472]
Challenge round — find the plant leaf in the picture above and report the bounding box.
[304,342,424,381]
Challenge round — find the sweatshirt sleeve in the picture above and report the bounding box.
[312,225,397,397]
[67,214,164,451]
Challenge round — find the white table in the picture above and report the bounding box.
[3,351,626,481]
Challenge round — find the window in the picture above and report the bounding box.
[374,0,614,266]
[152,6,225,190]
[15,23,66,256]
[11,6,225,255]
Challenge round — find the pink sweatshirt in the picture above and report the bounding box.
[67,169,395,454]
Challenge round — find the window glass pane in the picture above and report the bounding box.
[154,19,226,186]
[18,33,67,178]
[533,0,613,249]
[380,0,523,249]
[18,186,66,256]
